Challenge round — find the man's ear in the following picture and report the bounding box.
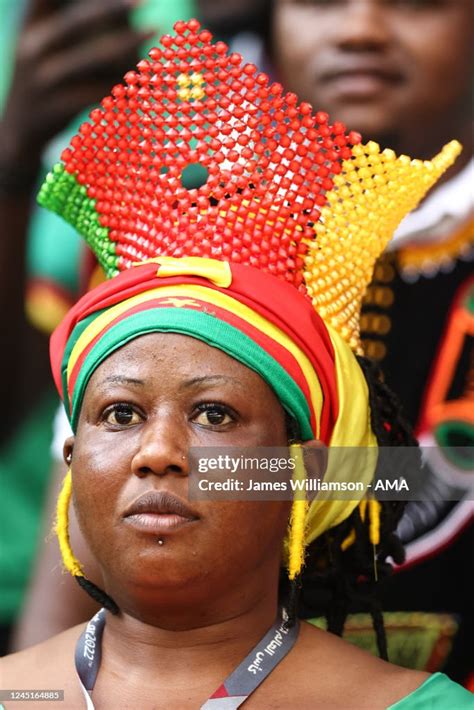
[63,436,75,467]
[301,439,328,481]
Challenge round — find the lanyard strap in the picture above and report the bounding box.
[75,608,299,710]
[75,609,106,709]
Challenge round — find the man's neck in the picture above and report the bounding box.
[413,124,472,186]
[376,121,472,188]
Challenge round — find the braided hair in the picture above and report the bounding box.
[283,356,419,661]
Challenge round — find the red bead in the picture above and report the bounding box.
[199,30,212,43]
[332,121,346,135]
[215,41,227,55]
[174,20,186,34]
[188,18,201,33]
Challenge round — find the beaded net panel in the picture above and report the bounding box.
[304,140,461,350]
[38,19,359,291]
[38,19,461,349]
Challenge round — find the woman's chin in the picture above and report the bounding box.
[114,550,210,592]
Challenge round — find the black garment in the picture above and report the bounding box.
[361,252,473,427]
[361,238,473,683]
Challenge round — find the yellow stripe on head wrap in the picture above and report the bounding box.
[303,326,377,546]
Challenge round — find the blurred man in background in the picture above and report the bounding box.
[272,0,473,683]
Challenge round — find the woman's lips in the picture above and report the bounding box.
[122,490,199,534]
[124,512,197,534]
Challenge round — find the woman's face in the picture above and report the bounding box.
[67,333,291,611]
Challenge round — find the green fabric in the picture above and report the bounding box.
[388,673,474,709]
[309,617,472,708]
[0,390,57,622]
[308,612,458,672]
[131,0,197,53]
[28,182,83,296]
[67,307,313,439]
[61,308,108,418]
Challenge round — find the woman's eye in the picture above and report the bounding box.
[104,404,142,427]
[193,405,233,427]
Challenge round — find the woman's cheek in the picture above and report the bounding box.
[72,427,134,532]
[203,501,290,568]
[74,424,136,480]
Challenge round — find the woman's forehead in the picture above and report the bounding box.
[86,332,272,393]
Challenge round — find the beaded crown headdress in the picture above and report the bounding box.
[38,19,460,353]
[43,20,463,619]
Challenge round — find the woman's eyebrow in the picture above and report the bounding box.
[181,375,244,390]
[100,375,146,387]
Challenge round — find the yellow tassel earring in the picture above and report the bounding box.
[287,444,309,580]
[54,469,84,578]
[54,469,119,614]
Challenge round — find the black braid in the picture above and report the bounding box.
[370,599,388,661]
[325,574,349,637]
[75,576,119,615]
[285,575,303,629]
[356,355,418,448]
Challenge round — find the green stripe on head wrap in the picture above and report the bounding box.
[66,308,313,438]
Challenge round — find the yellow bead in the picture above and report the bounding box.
[366,141,380,155]
[191,86,205,100]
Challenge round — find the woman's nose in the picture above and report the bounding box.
[131,414,189,478]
